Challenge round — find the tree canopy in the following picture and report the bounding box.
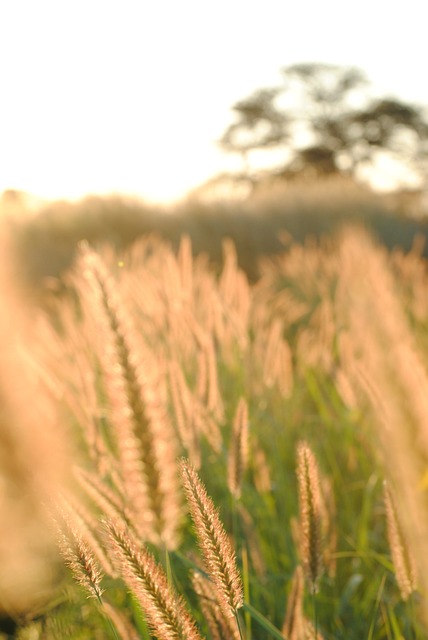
[219,63,428,192]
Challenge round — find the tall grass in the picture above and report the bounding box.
[2,219,428,638]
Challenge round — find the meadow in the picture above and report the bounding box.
[1,180,428,638]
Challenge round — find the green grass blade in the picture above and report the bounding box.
[243,602,286,640]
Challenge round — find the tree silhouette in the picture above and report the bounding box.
[219,63,428,191]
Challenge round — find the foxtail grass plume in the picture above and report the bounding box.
[180,458,244,618]
[227,397,249,499]
[78,246,181,549]
[335,229,428,612]
[296,442,324,592]
[0,228,69,614]
[384,482,417,601]
[262,317,294,396]
[106,519,203,640]
[168,360,201,468]
[75,466,134,534]
[54,510,104,601]
[60,491,116,577]
[191,570,240,640]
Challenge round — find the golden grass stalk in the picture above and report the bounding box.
[54,510,104,601]
[262,317,293,396]
[168,360,201,468]
[0,229,69,613]
[384,482,417,601]
[35,304,112,474]
[74,467,133,530]
[106,520,203,640]
[61,491,117,577]
[177,234,194,302]
[78,247,181,549]
[191,395,223,454]
[191,570,240,640]
[180,458,244,618]
[216,238,250,358]
[167,341,222,454]
[227,397,249,499]
[335,229,428,615]
[296,442,324,592]
[205,335,225,421]
[252,446,272,494]
[195,332,225,423]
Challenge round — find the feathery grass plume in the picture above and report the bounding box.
[180,458,244,618]
[189,315,225,423]
[54,509,104,601]
[166,319,222,454]
[228,397,249,499]
[34,303,113,474]
[191,570,240,640]
[335,229,428,614]
[177,234,194,303]
[266,330,293,398]
[0,228,69,615]
[78,246,181,549]
[219,238,240,308]
[170,366,223,455]
[106,519,203,640]
[196,334,225,423]
[252,446,272,494]
[75,466,133,530]
[218,239,251,331]
[384,482,417,601]
[262,318,287,384]
[216,238,250,357]
[168,360,201,468]
[191,397,223,454]
[296,442,324,592]
[61,490,117,577]
[204,335,225,422]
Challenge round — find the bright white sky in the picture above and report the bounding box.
[1,0,427,204]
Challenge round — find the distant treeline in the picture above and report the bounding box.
[5,178,428,296]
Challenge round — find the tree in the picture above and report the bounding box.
[219,63,428,191]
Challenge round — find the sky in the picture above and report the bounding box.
[1,0,427,204]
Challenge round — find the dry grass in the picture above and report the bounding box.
[180,458,244,619]
[3,216,428,637]
[0,229,69,620]
[296,442,325,593]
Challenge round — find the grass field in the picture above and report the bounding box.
[1,185,428,638]
[5,177,428,292]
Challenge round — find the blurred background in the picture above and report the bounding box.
[1,0,428,287]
